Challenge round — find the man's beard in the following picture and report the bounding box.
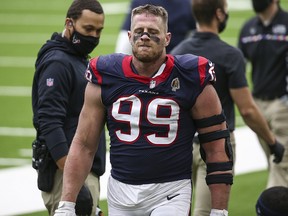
[132,48,163,63]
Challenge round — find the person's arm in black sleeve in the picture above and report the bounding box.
[37,61,72,169]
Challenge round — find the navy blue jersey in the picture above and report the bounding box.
[86,54,214,184]
[121,0,196,53]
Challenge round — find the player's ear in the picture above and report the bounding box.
[128,31,133,45]
[165,32,171,47]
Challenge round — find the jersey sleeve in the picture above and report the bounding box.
[197,56,216,86]
[85,57,102,85]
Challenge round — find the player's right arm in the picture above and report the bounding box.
[55,83,106,215]
[191,84,233,215]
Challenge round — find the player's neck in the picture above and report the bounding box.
[132,55,167,78]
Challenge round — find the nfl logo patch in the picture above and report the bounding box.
[149,80,156,89]
[46,78,54,87]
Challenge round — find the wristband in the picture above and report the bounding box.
[210,209,228,216]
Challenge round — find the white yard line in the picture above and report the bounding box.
[0,158,30,166]
[0,127,35,137]
[0,86,31,96]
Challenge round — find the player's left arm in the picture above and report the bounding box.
[191,84,233,214]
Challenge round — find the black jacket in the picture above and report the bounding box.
[32,33,106,176]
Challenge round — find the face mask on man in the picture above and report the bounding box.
[252,0,272,13]
[218,12,229,33]
[71,27,99,57]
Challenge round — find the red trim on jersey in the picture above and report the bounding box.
[198,56,208,86]
[90,57,102,85]
[122,55,175,86]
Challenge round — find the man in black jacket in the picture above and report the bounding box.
[31,0,106,215]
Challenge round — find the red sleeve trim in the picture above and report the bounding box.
[90,57,102,85]
[198,56,208,86]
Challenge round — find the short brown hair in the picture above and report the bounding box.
[131,4,168,31]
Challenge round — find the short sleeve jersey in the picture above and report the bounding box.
[86,53,214,184]
[171,32,247,131]
[238,8,288,99]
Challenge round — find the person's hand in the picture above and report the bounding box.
[54,201,76,216]
[75,184,93,216]
[269,140,285,163]
[96,206,104,216]
[210,209,228,216]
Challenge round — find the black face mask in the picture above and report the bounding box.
[71,30,99,57]
[218,12,229,33]
[252,0,272,13]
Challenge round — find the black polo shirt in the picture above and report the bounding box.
[171,32,247,131]
[238,8,288,100]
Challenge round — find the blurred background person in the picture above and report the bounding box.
[31,0,106,215]
[115,0,196,54]
[238,0,288,188]
[171,0,284,215]
[256,186,288,216]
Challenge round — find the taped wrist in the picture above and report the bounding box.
[210,209,228,216]
[58,201,76,209]
[54,201,76,215]
[206,173,233,185]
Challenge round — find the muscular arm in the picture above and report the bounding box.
[191,84,232,210]
[61,83,106,203]
[230,87,275,144]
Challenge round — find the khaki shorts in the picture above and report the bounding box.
[42,169,100,216]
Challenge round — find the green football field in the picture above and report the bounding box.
[0,0,287,215]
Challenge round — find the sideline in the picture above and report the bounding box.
[0,126,267,215]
